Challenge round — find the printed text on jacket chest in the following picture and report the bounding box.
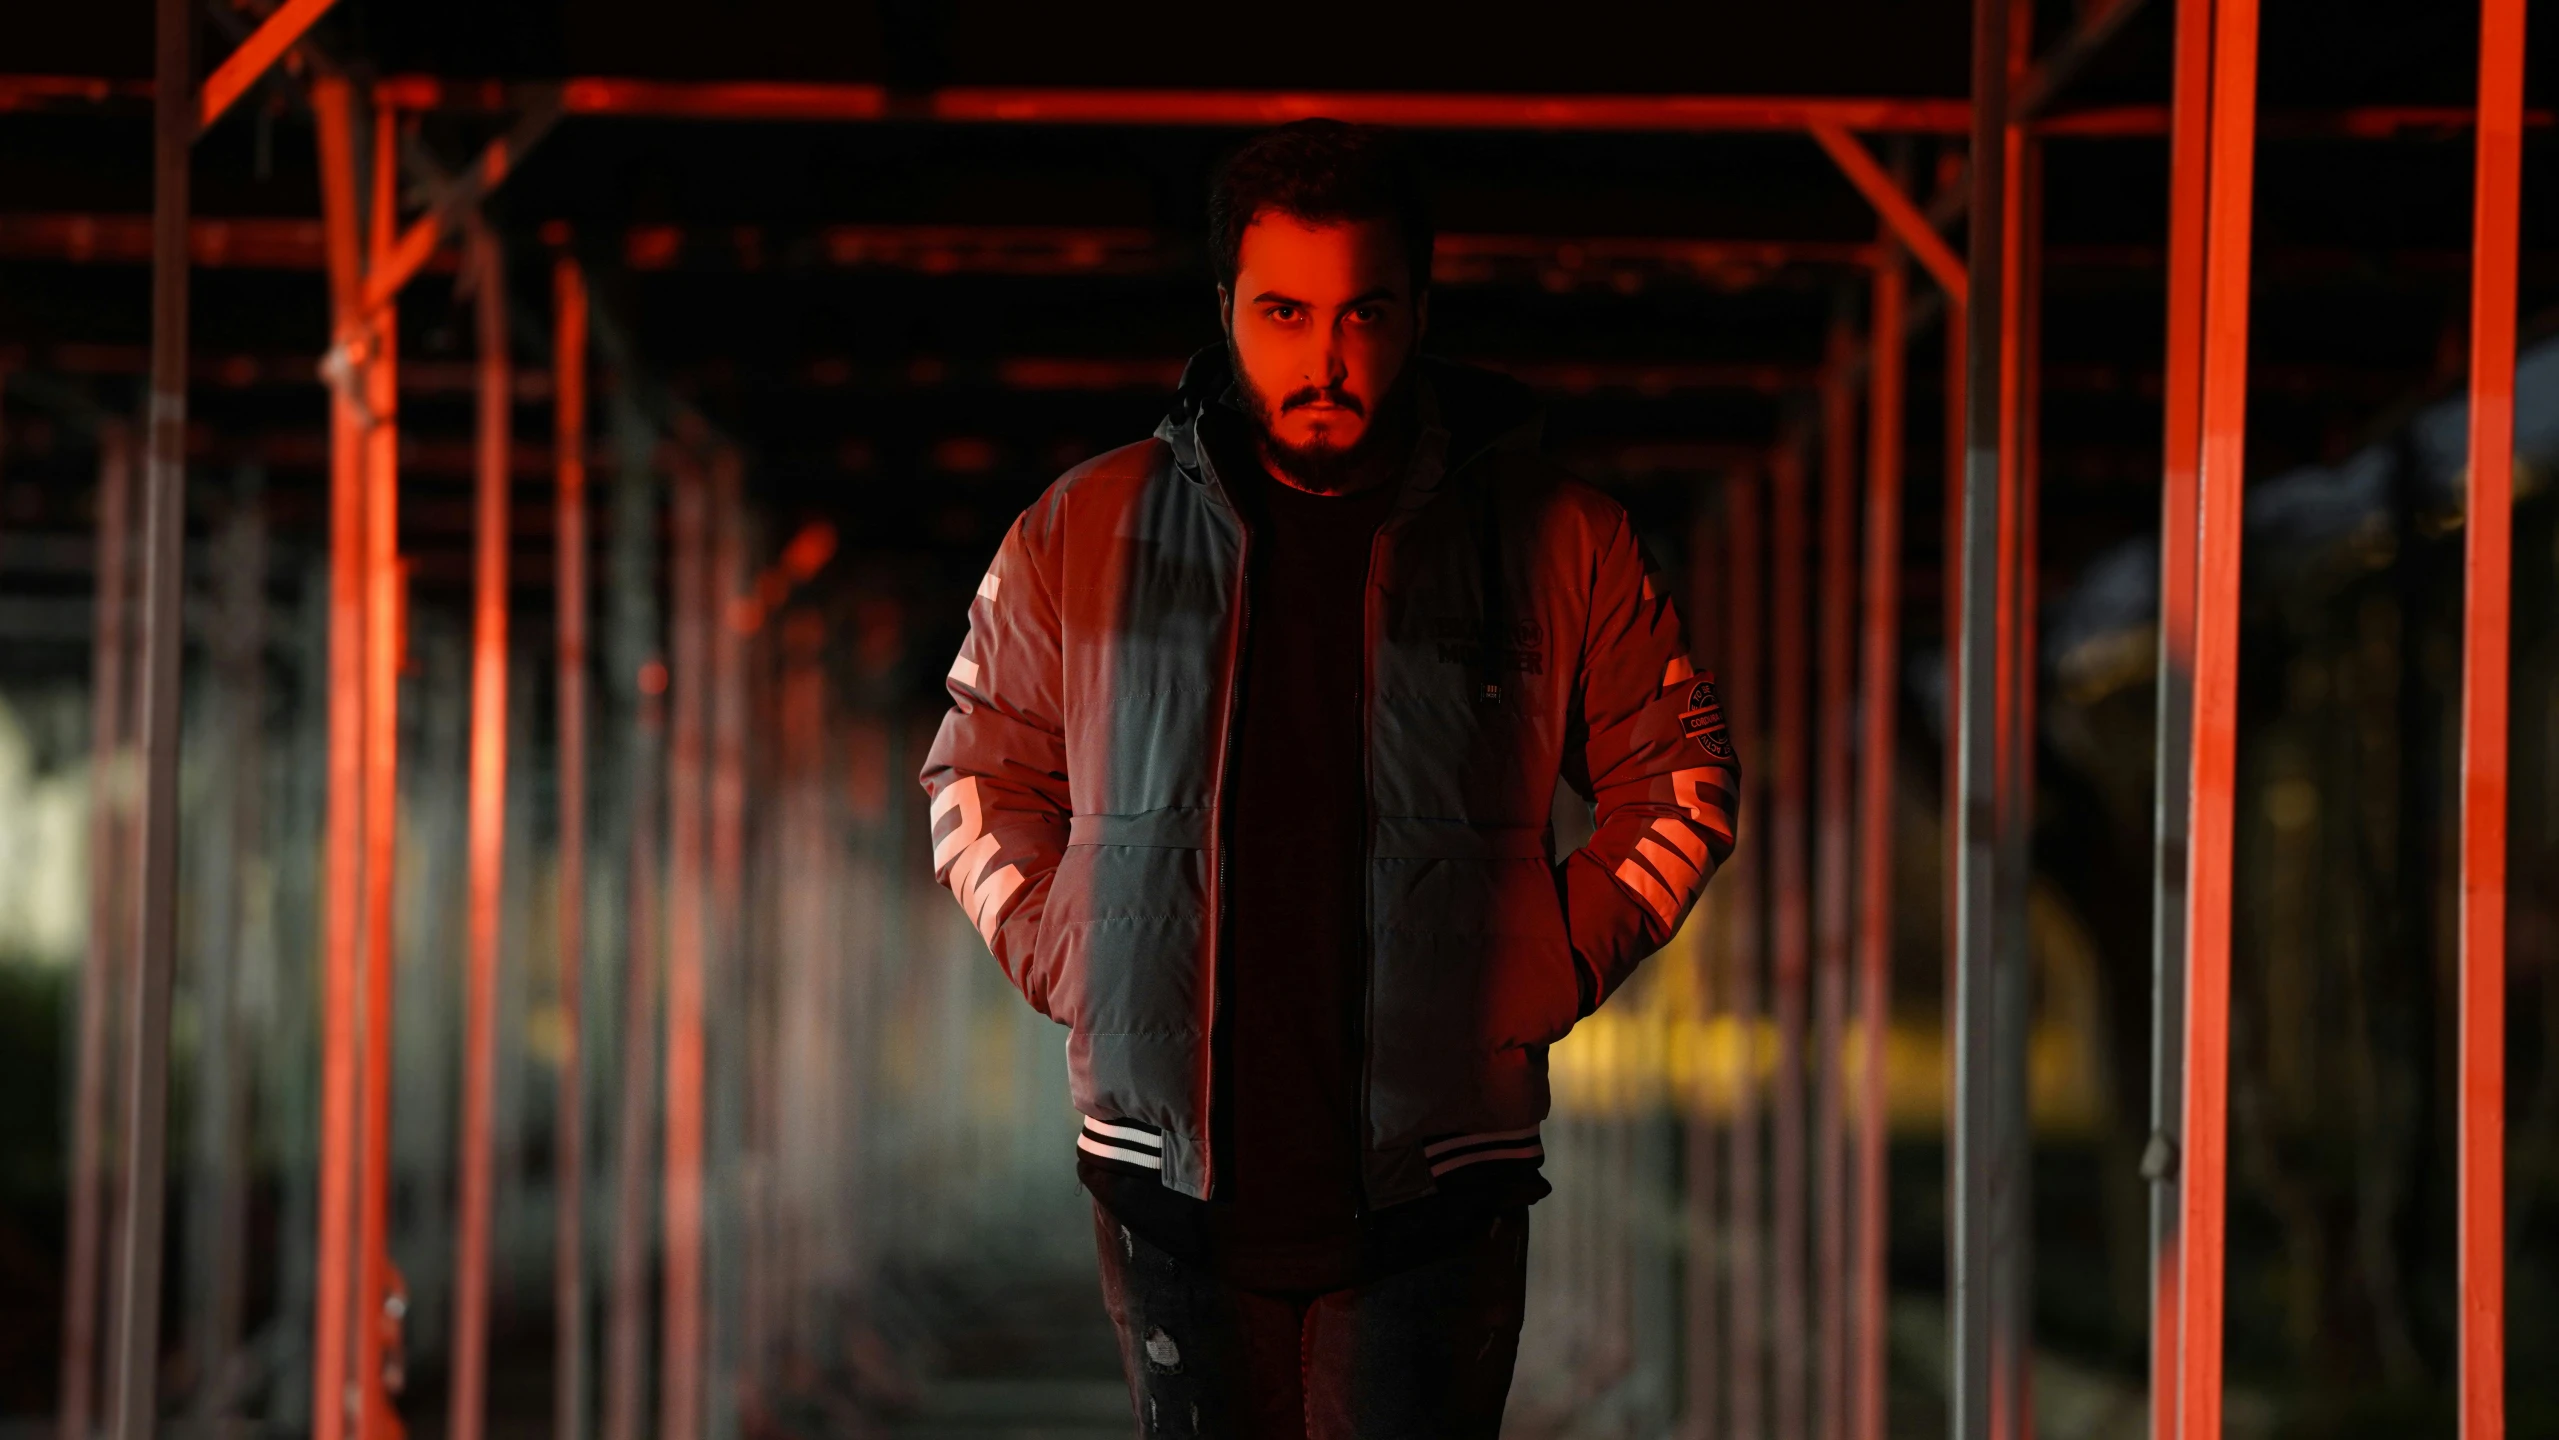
[1426,616,1545,676]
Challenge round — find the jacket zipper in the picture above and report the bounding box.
[1200,458,1251,1200]
[1355,514,1394,1217]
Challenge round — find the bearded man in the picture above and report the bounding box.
[921,118,1740,1438]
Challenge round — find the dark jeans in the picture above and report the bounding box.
[1089,1200,1530,1440]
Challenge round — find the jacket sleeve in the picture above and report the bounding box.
[918,504,1073,1018]
[1556,507,1742,1014]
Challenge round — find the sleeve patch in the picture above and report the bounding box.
[1678,678,1732,758]
[949,652,980,688]
[977,570,1002,602]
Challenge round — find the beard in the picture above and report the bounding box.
[1226,335,1418,495]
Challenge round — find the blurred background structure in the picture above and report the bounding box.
[0,2,2555,1438]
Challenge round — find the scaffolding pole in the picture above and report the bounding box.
[1814,311,1860,1440]
[2457,0,2526,1434]
[1724,466,1767,1440]
[2147,3,2213,1434]
[63,418,134,1440]
[2174,0,2259,1435]
[553,254,592,1440]
[310,71,366,1440]
[103,0,193,1431]
[1951,3,2014,1438]
[1852,250,1906,1440]
[706,448,749,1438]
[663,444,710,1440]
[354,99,405,1440]
[1771,428,1811,1440]
[448,220,510,1440]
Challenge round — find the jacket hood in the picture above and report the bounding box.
[1155,344,1545,482]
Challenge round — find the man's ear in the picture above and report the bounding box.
[1216,284,1232,341]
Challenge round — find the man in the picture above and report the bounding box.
[920,119,1739,1438]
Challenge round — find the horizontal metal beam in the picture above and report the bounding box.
[10,72,2549,141]
[382,78,1979,133]
[23,214,2544,291]
[196,0,339,136]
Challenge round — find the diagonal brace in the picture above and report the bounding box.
[359,94,561,317]
[1808,121,1969,306]
[2012,0,2153,123]
[197,0,339,137]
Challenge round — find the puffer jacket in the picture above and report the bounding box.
[919,350,1739,1209]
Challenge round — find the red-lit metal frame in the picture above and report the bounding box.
[1770,431,1811,1440]
[1814,315,1859,1440]
[663,446,711,1440]
[1681,487,1722,1440]
[309,71,365,1440]
[196,0,339,135]
[553,255,592,1440]
[1950,0,2013,1436]
[2148,2,2213,1434]
[1808,124,1969,305]
[3,70,2542,137]
[2460,1,2526,1434]
[355,103,404,1440]
[362,104,559,316]
[371,77,1975,132]
[2176,0,2260,1434]
[1725,467,1767,1440]
[448,221,510,1440]
[607,655,665,1440]
[61,420,132,1440]
[707,447,749,1432]
[102,0,192,1433]
[1852,252,1906,1440]
[2009,0,2151,123]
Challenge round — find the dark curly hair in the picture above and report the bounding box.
[1206,118,1435,296]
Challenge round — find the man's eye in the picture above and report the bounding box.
[1350,306,1382,323]
[1267,306,1299,322]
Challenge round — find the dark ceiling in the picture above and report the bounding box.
[0,0,2553,694]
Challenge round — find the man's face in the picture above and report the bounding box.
[1219,211,1426,486]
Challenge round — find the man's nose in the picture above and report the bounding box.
[1316,327,1348,388]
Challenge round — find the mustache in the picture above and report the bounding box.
[1279,386,1364,416]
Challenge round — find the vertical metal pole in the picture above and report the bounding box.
[1939,141,1968,1044]
[603,386,662,1440]
[1682,489,1723,1440]
[663,448,709,1440]
[1815,314,1859,1440]
[191,471,264,1435]
[1953,0,2012,1435]
[64,419,134,1440]
[2149,2,2213,1436]
[2175,0,2258,1435]
[1853,252,1907,1440]
[105,0,192,1431]
[607,658,664,1440]
[1724,470,1766,1440]
[449,222,511,1440]
[553,255,592,1440]
[1991,42,2040,1430]
[310,74,366,1440]
[2459,1,2525,1433]
[1772,431,1811,1440]
[706,450,748,1437]
[355,103,404,1440]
